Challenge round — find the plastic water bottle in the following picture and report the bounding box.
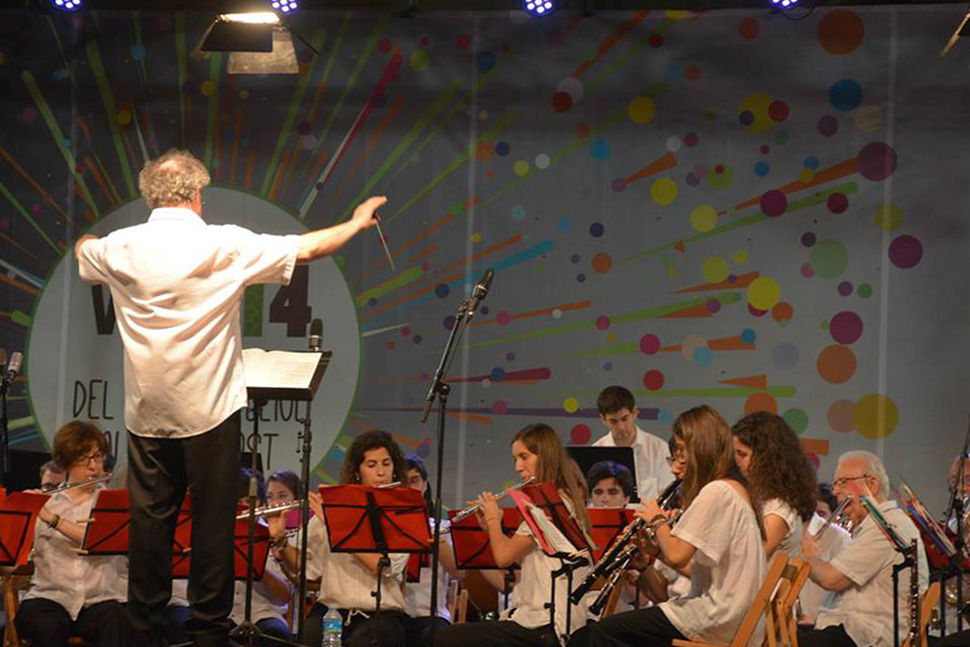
[321,608,342,647]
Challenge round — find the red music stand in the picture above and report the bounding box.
[587,508,635,563]
[0,491,47,566]
[318,484,431,611]
[447,507,522,608]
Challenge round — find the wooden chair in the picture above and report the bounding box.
[770,557,811,647]
[902,581,940,647]
[672,551,789,647]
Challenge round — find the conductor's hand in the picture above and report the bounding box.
[351,196,387,232]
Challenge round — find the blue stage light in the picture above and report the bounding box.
[51,0,82,11]
[523,0,555,16]
[769,0,800,7]
[271,0,299,15]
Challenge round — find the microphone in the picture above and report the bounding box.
[466,268,494,315]
[309,319,323,352]
[4,352,21,382]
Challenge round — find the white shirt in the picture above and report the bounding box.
[654,559,691,601]
[593,427,673,501]
[815,500,929,647]
[230,553,294,626]
[306,515,408,612]
[404,561,452,622]
[502,494,593,644]
[764,498,802,560]
[24,488,128,620]
[799,514,851,622]
[77,207,301,437]
[662,480,767,647]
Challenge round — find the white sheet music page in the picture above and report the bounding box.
[242,348,322,390]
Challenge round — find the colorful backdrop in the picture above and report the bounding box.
[1,4,967,512]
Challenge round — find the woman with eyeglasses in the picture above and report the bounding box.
[15,420,129,647]
[732,412,817,559]
[571,405,766,647]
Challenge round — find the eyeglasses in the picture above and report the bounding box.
[665,450,686,467]
[832,474,870,490]
[75,451,105,466]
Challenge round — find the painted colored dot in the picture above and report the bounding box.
[745,393,777,415]
[817,344,856,384]
[754,161,770,177]
[640,334,661,355]
[612,178,628,193]
[412,335,422,344]
[434,283,450,298]
[496,310,512,325]
[457,35,471,50]
[853,393,898,439]
[506,352,515,361]
[577,274,586,283]
[603,362,613,372]
[410,49,430,71]
[830,311,864,345]
[571,424,592,445]
[748,276,781,310]
[809,240,849,278]
[739,18,759,39]
[648,34,664,48]
[495,142,511,156]
[239,89,250,100]
[476,51,496,72]
[200,81,216,97]
[772,301,794,323]
[690,204,718,232]
[511,205,526,220]
[491,400,508,415]
[591,252,613,274]
[801,232,817,247]
[772,342,799,369]
[490,367,506,382]
[740,328,757,344]
[385,341,395,350]
[760,190,787,217]
[378,38,392,53]
[650,178,678,205]
[693,347,713,367]
[589,222,605,238]
[857,283,873,298]
[443,315,456,330]
[734,250,749,265]
[595,315,611,330]
[783,408,809,435]
[575,123,590,139]
[706,299,722,314]
[684,132,699,147]
[551,91,573,113]
[591,139,611,161]
[628,96,656,124]
[818,10,865,56]
[827,193,849,214]
[889,234,923,269]
[563,397,580,414]
[837,281,853,296]
[817,114,839,137]
[739,110,754,127]
[828,399,856,433]
[666,136,683,152]
[535,153,551,169]
[513,160,530,176]
[552,309,563,319]
[702,256,730,283]
[117,109,133,126]
[857,141,897,181]
[874,203,903,232]
[768,100,789,122]
[685,66,700,81]
[571,254,581,264]
[643,370,665,391]
[685,173,700,187]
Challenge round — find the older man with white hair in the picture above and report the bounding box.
[798,450,928,647]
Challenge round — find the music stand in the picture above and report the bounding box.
[238,349,329,647]
[0,491,47,566]
[318,484,432,611]
[448,507,522,609]
[587,508,635,563]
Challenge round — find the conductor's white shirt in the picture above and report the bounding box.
[77,207,301,438]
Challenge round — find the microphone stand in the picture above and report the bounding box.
[942,413,970,634]
[0,359,12,488]
[420,275,490,647]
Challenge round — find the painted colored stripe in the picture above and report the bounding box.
[86,40,137,198]
[0,180,60,252]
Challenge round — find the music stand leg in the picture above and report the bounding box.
[0,375,9,487]
[374,554,391,613]
[296,400,314,643]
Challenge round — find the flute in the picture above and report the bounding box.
[237,481,402,520]
[49,473,112,493]
[451,476,535,523]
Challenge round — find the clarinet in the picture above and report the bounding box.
[907,538,921,647]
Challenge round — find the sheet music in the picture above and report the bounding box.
[242,348,322,390]
[524,501,579,555]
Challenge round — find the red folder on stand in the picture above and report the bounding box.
[509,483,594,558]
[587,508,635,562]
[318,485,431,555]
[447,508,522,570]
[0,491,48,566]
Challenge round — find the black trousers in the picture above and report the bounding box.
[402,615,450,647]
[434,620,559,647]
[128,411,242,647]
[797,624,858,647]
[567,607,686,647]
[15,598,128,647]
[302,604,407,647]
[937,629,970,646]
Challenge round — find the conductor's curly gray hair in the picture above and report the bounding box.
[138,149,211,209]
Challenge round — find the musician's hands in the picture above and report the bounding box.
[475,492,502,530]
[636,498,667,525]
[351,196,387,232]
[801,533,821,560]
[267,511,288,541]
[308,491,324,521]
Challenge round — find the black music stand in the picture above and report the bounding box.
[319,484,432,611]
[235,349,330,647]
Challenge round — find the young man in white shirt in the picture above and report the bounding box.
[799,450,928,647]
[75,149,384,647]
[592,386,673,502]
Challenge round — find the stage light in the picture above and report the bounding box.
[769,0,800,7]
[523,0,555,16]
[51,0,82,11]
[271,0,299,15]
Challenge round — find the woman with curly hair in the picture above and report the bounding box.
[732,411,817,559]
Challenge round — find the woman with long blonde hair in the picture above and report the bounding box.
[435,423,591,647]
[574,405,766,647]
